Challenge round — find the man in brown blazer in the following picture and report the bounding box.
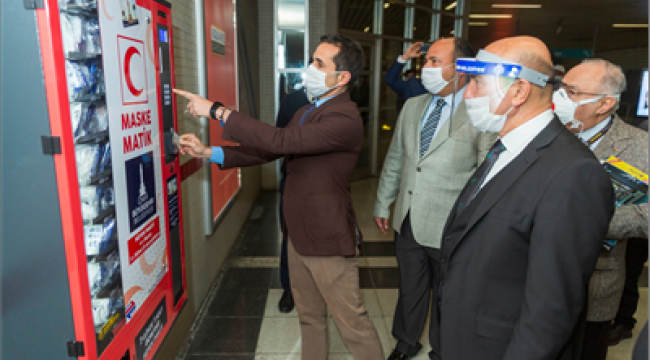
[553,59,648,360]
[174,34,384,360]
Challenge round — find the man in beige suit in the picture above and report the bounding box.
[553,59,648,360]
[374,38,495,360]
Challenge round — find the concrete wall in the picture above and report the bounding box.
[154,0,261,358]
[309,0,339,53]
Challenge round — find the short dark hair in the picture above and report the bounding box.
[404,69,416,76]
[452,37,475,61]
[320,34,365,85]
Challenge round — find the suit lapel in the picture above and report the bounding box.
[448,117,564,255]
[593,116,633,160]
[421,102,468,161]
[299,92,352,126]
[413,94,434,155]
[286,92,351,164]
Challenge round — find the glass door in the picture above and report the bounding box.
[350,42,375,180]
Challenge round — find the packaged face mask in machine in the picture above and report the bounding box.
[75,144,102,183]
[85,18,102,55]
[66,61,92,101]
[84,218,115,256]
[98,143,112,173]
[61,13,85,54]
[91,288,124,328]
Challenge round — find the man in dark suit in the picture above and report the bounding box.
[434,36,615,360]
[174,34,384,360]
[275,89,312,313]
[385,42,427,111]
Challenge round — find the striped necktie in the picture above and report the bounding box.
[420,98,447,157]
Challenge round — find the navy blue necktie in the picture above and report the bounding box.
[420,98,446,157]
[298,103,317,126]
[457,140,507,210]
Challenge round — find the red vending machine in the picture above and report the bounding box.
[23,0,187,358]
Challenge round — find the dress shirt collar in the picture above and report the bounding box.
[428,86,466,113]
[499,109,555,155]
[314,93,338,107]
[577,115,612,144]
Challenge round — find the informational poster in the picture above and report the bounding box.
[99,0,168,322]
[205,0,241,229]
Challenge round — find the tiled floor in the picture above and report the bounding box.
[178,178,648,360]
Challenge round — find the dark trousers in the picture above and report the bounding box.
[279,176,291,293]
[582,320,612,360]
[614,237,648,330]
[392,214,441,358]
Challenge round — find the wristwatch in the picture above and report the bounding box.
[209,101,224,120]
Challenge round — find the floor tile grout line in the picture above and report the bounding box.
[174,194,277,360]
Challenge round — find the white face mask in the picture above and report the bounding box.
[552,88,602,132]
[421,64,453,94]
[466,96,513,133]
[303,64,341,98]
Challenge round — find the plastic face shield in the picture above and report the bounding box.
[453,49,551,112]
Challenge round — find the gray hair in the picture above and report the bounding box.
[581,58,627,111]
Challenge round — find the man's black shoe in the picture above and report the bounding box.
[387,349,410,360]
[609,323,633,346]
[278,290,294,313]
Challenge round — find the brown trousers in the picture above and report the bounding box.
[288,240,384,360]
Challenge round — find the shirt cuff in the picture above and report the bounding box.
[209,146,224,164]
[397,56,407,64]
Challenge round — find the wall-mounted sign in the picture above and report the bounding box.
[211,26,226,56]
[552,48,593,59]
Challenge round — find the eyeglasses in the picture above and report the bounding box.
[558,82,608,98]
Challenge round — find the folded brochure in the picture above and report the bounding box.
[602,156,648,206]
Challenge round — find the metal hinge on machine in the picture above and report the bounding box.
[66,340,85,358]
[23,0,44,9]
[41,136,62,155]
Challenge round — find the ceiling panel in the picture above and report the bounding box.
[339,0,649,53]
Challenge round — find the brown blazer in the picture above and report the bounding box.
[220,92,363,256]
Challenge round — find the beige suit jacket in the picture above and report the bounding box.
[587,115,649,321]
[374,92,496,248]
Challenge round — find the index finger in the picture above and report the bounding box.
[173,88,193,99]
[180,134,197,143]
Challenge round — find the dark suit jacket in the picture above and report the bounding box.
[436,117,615,360]
[220,92,363,257]
[384,59,427,104]
[276,90,311,224]
[276,90,310,128]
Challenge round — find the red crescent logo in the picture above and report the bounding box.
[125,46,143,97]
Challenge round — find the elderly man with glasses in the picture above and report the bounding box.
[553,59,649,360]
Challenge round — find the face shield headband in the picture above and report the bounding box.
[462,49,551,87]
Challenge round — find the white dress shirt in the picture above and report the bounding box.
[480,109,555,188]
[420,86,467,142]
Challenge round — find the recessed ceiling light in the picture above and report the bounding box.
[469,22,489,26]
[445,1,457,11]
[612,24,648,28]
[492,4,542,8]
[384,2,390,9]
[469,14,512,19]
[364,27,370,32]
